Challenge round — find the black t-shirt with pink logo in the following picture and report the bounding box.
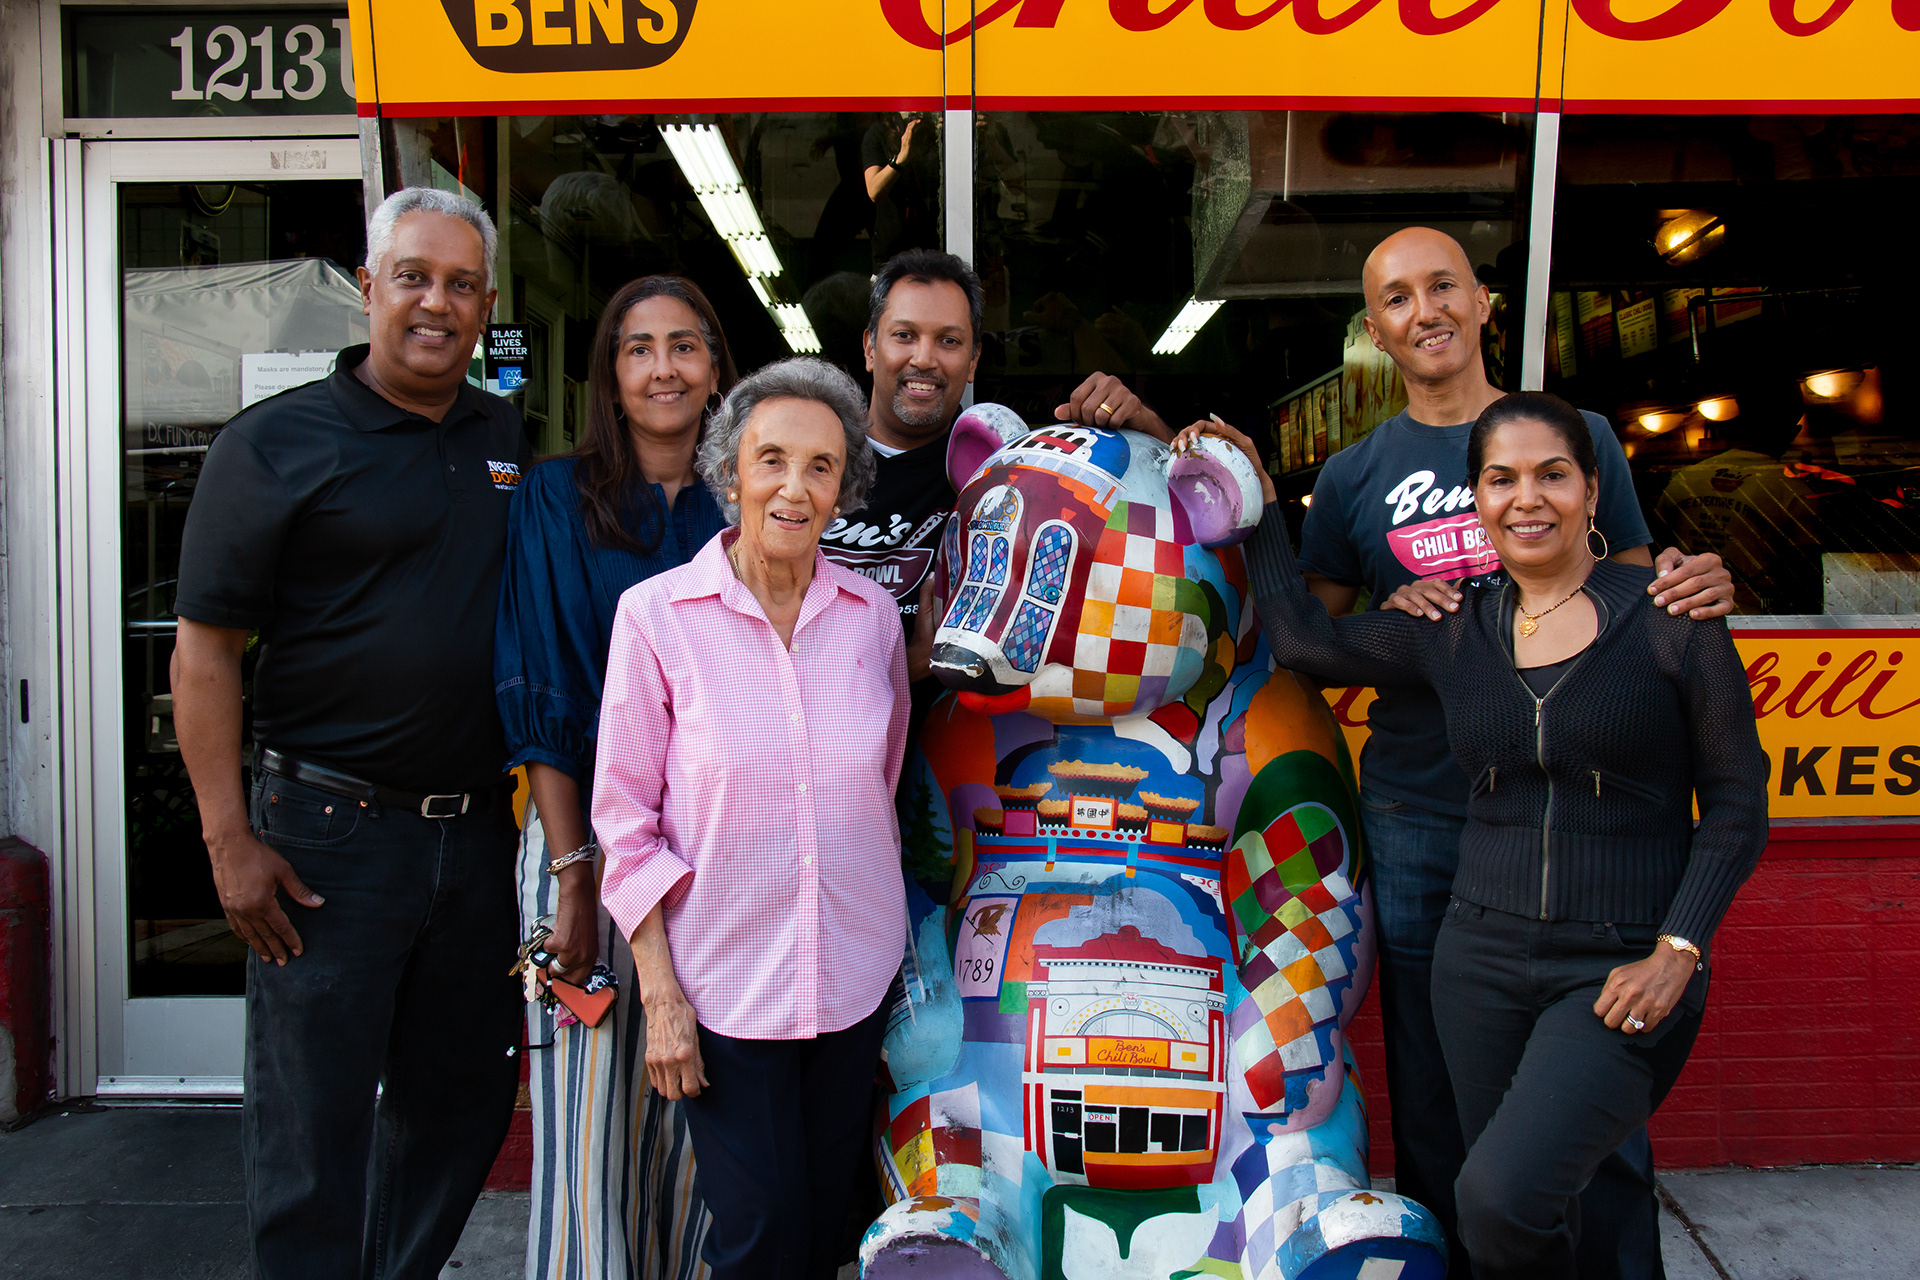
[1297,407,1649,815]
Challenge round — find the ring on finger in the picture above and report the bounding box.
[1624,1014,1645,1032]
[1097,402,1115,415]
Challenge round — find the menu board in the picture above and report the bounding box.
[1617,296,1658,359]
[1575,291,1617,358]
[1549,293,1579,379]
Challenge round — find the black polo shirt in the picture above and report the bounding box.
[175,345,531,793]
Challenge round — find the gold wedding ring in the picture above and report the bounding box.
[1097,402,1115,415]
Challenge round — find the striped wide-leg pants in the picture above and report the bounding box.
[518,800,713,1280]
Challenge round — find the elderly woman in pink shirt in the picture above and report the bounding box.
[592,356,910,1280]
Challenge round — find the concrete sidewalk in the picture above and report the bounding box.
[2,1105,1914,1279]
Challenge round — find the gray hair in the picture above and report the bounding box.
[364,187,498,289]
[698,357,877,524]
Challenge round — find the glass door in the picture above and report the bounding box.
[77,137,366,1092]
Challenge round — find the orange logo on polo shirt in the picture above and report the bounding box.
[489,461,523,491]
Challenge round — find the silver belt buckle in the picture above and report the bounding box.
[420,793,470,819]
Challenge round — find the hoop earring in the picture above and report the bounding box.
[1587,515,1609,562]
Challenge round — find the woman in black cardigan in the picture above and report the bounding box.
[1173,394,1767,1280]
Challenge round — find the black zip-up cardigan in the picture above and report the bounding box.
[1245,501,1768,950]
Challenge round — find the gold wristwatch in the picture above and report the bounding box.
[1657,933,1702,967]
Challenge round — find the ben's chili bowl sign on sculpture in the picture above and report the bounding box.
[1326,632,1920,822]
[360,0,1920,113]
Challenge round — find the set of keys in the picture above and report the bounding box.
[512,916,619,1029]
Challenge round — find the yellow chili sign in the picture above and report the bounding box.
[1326,631,1920,822]
[352,0,1920,114]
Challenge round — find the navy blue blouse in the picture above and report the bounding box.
[494,457,726,786]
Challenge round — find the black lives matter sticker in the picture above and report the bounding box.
[443,0,693,74]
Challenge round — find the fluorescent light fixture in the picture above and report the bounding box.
[772,304,822,354]
[1152,298,1224,356]
[659,124,781,281]
[659,123,815,353]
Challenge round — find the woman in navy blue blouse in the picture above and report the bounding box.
[495,275,736,1279]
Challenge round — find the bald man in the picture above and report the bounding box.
[1296,227,1733,1279]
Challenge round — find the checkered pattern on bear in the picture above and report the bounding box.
[1230,1073,1425,1280]
[1225,802,1361,1112]
[962,586,1001,632]
[988,537,1010,586]
[1028,524,1072,604]
[1002,601,1054,673]
[1070,500,1200,717]
[968,533,989,582]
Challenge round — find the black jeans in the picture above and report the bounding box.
[680,1002,889,1280]
[1434,899,1707,1280]
[243,773,523,1280]
[1363,790,1664,1279]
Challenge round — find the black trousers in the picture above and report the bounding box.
[1362,791,1662,1279]
[680,1002,889,1280]
[1433,899,1706,1280]
[243,773,523,1280]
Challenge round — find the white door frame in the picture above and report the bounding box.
[57,135,361,1097]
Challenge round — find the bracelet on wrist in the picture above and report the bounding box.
[548,842,599,876]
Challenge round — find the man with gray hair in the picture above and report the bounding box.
[172,187,529,1278]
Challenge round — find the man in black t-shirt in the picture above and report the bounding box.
[1296,227,1733,1278]
[172,190,529,1280]
[823,249,1176,697]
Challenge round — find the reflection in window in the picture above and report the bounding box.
[387,113,943,456]
[1548,115,1920,616]
[974,111,1527,512]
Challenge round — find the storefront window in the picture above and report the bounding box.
[974,110,1530,514]
[1546,114,1920,618]
[389,112,945,454]
[123,179,367,997]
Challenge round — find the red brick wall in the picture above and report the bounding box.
[1349,821,1920,1176]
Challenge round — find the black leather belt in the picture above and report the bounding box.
[259,748,511,819]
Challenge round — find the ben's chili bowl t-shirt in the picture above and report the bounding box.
[819,432,954,640]
[1296,406,1651,815]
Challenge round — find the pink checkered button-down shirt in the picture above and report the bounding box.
[595,527,910,1040]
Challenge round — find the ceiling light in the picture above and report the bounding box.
[1697,396,1739,421]
[1638,411,1688,434]
[1802,369,1865,401]
[1653,209,1725,265]
[771,303,822,354]
[659,123,815,353]
[1152,298,1224,356]
[1299,493,1312,508]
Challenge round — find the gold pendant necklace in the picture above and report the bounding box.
[1518,586,1583,637]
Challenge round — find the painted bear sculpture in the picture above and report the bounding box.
[860,408,1447,1280]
